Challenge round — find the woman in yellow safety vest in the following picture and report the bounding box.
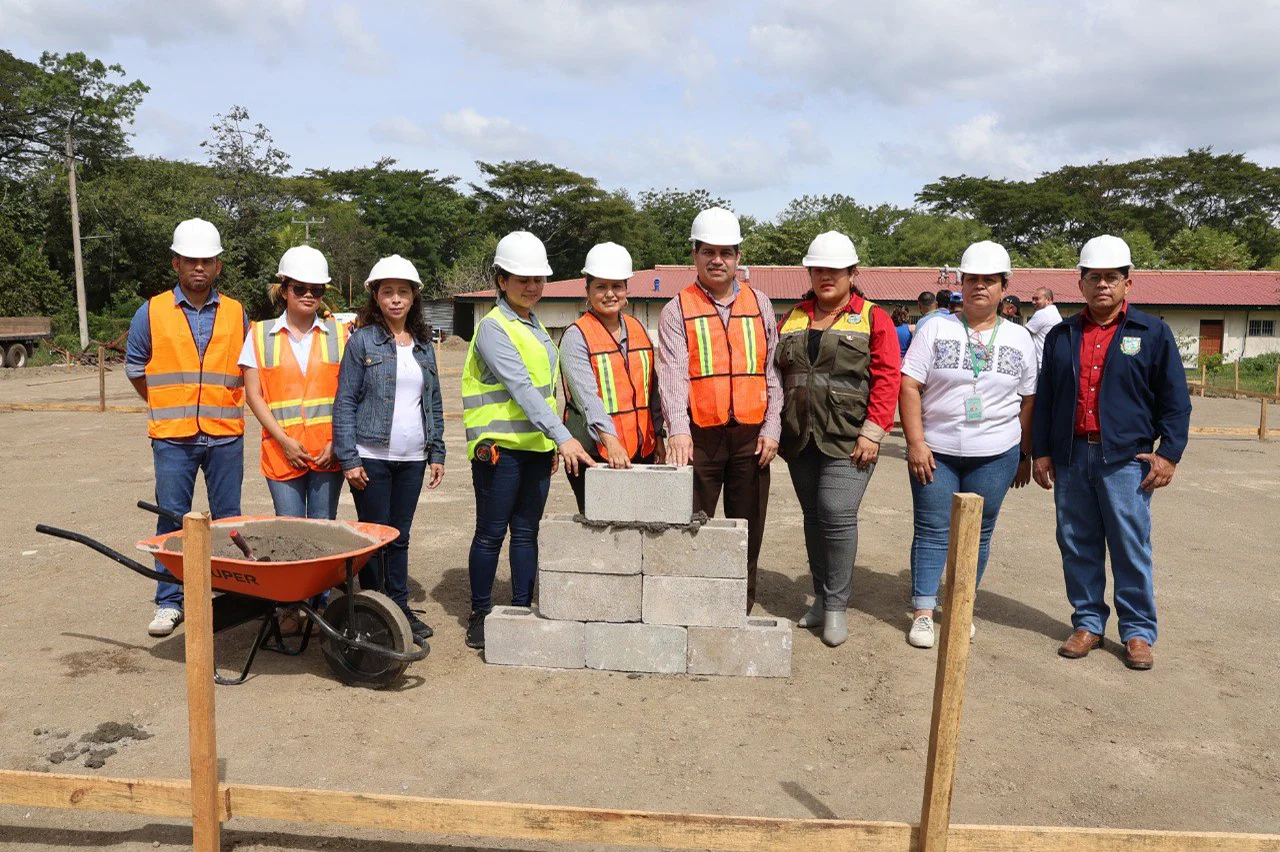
[460,231,595,651]
[559,242,664,512]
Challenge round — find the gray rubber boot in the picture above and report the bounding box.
[822,610,848,647]
[797,597,824,628]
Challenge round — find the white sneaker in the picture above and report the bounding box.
[908,614,935,648]
[148,607,183,637]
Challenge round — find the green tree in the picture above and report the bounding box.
[634,188,731,265]
[887,212,990,267]
[1161,227,1255,270]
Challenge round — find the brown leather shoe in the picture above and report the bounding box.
[1124,638,1154,670]
[1058,629,1103,659]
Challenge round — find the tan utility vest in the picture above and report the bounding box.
[775,299,875,459]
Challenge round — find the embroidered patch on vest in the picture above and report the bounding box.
[1120,336,1141,356]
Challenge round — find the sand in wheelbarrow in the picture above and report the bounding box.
[162,519,373,563]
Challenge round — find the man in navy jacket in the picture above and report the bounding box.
[1031,235,1191,671]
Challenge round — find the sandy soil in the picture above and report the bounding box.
[0,353,1276,851]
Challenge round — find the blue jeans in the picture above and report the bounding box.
[266,470,344,519]
[1054,438,1157,644]
[910,444,1020,611]
[350,458,426,612]
[152,438,244,609]
[468,449,553,612]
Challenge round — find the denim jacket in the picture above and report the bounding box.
[333,324,446,469]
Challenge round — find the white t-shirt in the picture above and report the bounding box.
[901,313,1038,457]
[357,343,427,462]
[1025,304,1064,365]
[238,313,326,377]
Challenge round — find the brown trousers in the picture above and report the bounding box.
[690,422,770,611]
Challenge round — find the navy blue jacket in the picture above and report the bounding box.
[333,325,446,470]
[1032,305,1191,466]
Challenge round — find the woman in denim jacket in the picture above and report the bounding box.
[333,255,445,647]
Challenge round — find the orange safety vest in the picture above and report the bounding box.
[564,312,657,459]
[144,291,245,439]
[250,317,349,481]
[679,283,768,427]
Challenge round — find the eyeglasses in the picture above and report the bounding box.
[288,284,326,298]
[1082,272,1127,286]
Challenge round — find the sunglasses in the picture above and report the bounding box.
[288,284,326,298]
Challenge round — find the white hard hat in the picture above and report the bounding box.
[276,245,331,284]
[958,240,1012,276]
[582,242,633,280]
[171,218,223,258]
[689,207,742,246]
[802,231,859,268]
[364,254,423,290]
[1078,235,1133,270]
[493,231,553,277]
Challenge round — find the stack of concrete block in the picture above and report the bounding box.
[484,465,791,677]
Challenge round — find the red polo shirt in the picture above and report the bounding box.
[1075,303,1127,435]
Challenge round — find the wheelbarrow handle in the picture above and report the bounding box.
[136,501,184,525]
[35,524,175,585]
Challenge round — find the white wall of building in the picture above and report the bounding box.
[1153,309,1280,364]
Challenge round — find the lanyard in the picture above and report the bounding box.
[960,315,1002,384]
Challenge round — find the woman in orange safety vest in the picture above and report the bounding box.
[240,245,348,524]
[560,242,664,512]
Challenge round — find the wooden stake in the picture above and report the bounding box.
[182,512,220,851]
[1274,363,1278,397]
[1234,359,1240,399]
[919,492,984,852]
[97,346,105,412]
[1200,363,1207,398]
[1260,398,1269,442]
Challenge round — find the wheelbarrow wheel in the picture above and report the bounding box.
[320,591,414,689]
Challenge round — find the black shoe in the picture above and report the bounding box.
[465,610,488,649]
[405,612,434,640]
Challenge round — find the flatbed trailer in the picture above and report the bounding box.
[0,317,53,367]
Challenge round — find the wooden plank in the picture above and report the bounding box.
[182,512,221,850]
[1190,427,1280,437]
[229,783,915,850]
[1261,398,1270,442]
[0,403,147,413]
[97,346,106,412]
[919,492,985,852]
[1,771,1277,851]
[0,770,196,819]
[1201,363,1207,397]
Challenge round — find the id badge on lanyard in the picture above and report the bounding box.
[960,315,1001,423]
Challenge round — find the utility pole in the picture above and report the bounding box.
[66,128,88,350]
[291,216,325,245]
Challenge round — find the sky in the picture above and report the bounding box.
[4,0,1280,219]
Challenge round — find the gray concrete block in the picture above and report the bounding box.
[483,606,585,669]
[583,465,694,525]
[641,576,747,628]
[687,617,792,678]
[641,519,748,579]
[585,622,687,674]
[539,571,642,622]
[539,514,642,575]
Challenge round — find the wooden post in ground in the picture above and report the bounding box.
[97,346,106,412]
[1200,363,1206,398]
[1274,363,1279,398]
[182,512,220,851]
[1260,398,1269,442]
[1234,359,1240,399]
[919,492,984,852]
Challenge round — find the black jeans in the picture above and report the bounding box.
[351,457,426,612]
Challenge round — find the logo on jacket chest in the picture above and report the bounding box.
[1120,336,1141,356]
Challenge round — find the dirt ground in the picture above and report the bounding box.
[0,353,1277,851]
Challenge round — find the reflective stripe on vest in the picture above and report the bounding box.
[563,312,656,459]
[144,292,246,439]
[251,317,348,481]
[461,306,559,459]
[679,284,768,427]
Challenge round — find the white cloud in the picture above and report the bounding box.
[422,0,718,81]
[785,119,830,168]
[0,0,309,51]
[370,115,435,147]
[437,108,542,159]
[332,4,387,75]
[131,105,205,159]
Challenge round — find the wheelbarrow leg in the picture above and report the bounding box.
[214,614,274,686]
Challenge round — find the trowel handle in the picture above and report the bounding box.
[228,530,256,560]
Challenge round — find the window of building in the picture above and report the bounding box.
[1248,319,1276,337]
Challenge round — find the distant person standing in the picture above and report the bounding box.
[1032,235,1191,671]
[915,290,950,329]
[1000,295,1024,324]
[947,291,963,314]
[1025,287,1064,364]
[126,219,248,637]
[891,305,913,359]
